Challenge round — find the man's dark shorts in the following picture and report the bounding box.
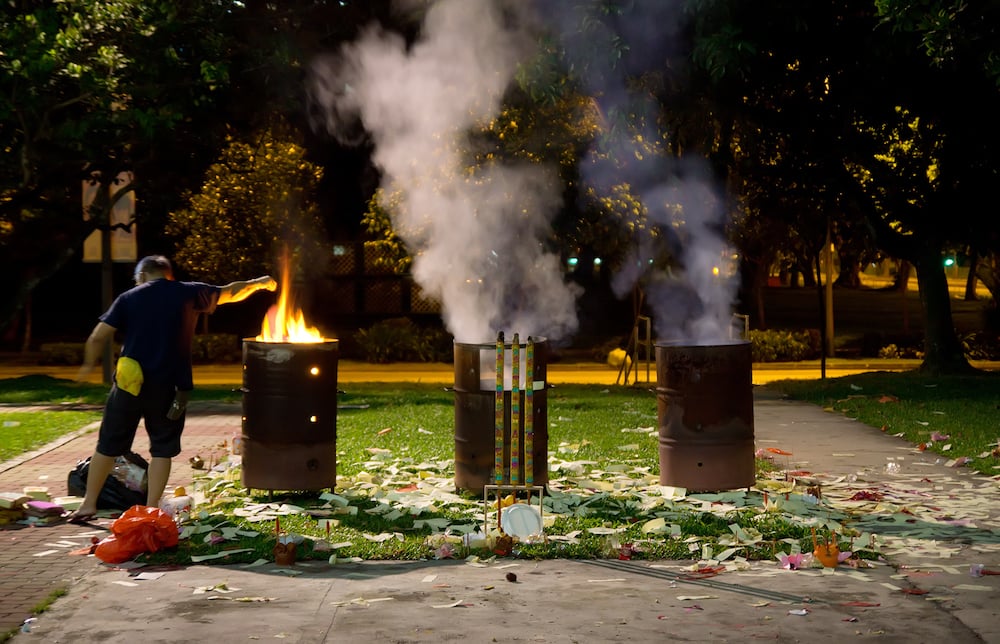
[97,380,184,458]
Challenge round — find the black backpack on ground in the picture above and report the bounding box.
[66,452,149,510]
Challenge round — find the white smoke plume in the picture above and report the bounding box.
[622,165,741,345]
[638,167,740,344]
[308,0,579,343]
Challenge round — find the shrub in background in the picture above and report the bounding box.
[877,343,923,359]
[419,326,454,362]
[38,343,87,366]
[861,331,923,358]
[802,328,822,356]
[962,331,1000,361]
[192,334,241,363]
[354,318,452,363]
[38,336,240,366]
[747,330,814,362]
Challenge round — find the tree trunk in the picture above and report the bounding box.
[892,260,911,291]
[835,256,862,288]
[799,258,817,287]
[736,253,769,330]
[20,294,31,353]
[975,252,1000,302]
[753,264,767,330]
[964,249,979,301]
[822,224,835,357]
[914,252,975,374]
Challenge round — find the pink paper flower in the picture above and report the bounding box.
[434,543,455,560]
[777,552,807,570]
[930,431,950,442]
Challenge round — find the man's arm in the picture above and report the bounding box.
[76,322,116,381]
[217,276,278,305]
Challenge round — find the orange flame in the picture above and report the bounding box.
[256,252,325,343]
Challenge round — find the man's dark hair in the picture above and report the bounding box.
[135,255,174,279]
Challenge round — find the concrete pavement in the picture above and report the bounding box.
[2,364,1000,642]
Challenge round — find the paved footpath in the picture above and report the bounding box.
[0,402,239,636]
[1,371,1000,642]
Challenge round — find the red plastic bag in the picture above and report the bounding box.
[94,505,180,564]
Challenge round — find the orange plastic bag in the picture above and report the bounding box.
[94,505,180,564]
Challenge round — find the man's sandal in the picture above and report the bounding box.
[67,511,97,524]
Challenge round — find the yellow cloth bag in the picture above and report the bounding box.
[115,357,144,396]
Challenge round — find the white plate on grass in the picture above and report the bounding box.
[500,504,542,538]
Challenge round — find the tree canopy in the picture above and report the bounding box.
[678,0,1000,372]
[2,0,998,373]
[0,0,237,330]
[165,122,328,283]
[0,0,401,334]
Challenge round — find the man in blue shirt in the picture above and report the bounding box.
[70,255,276,521]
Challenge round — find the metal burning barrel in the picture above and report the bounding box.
[656,341,754,491]
[453,338,548,493]
[241,339,339,492]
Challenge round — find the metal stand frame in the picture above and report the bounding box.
[483,484,545,537]
[617,314,652,385]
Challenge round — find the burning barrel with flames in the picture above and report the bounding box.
[453,336,549,493]
[656,341,755,491]
[240,269,339,493]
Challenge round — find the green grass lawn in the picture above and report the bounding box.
[0,410,101,462]
[334,382,660,478]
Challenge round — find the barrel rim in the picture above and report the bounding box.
[242,338,339,346]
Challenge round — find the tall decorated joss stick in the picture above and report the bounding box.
[495,331,505,485]
[511,333,521,486]
[525,336,534,486]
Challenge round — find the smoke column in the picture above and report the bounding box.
[639,171,738,344]
[542,0,741,344]
[308,0,579,343]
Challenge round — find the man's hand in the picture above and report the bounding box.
[78,322,115,381]
[218,276,279,305]
[75,363,95,382]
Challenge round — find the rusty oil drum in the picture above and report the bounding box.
[241,339,339,491]
[656,341,754,491]
[453,339,548,494]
